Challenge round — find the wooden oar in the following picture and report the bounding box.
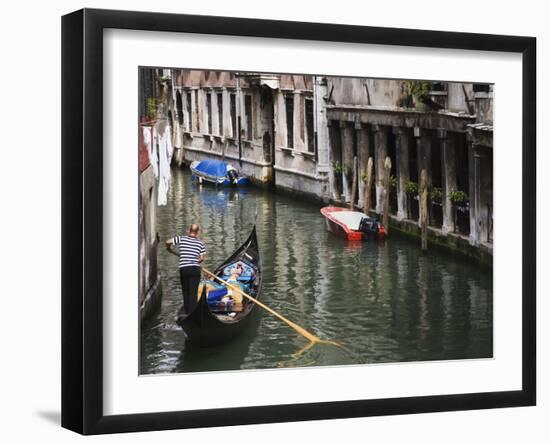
[202,267,332,345]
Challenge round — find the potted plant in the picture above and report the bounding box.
[342,163,353,181]
[450,190,468,205]
[429,186,443,227]
[390,175,397,190]
[389,175,398,213]
[405,181,419,219]
[450,190,468,233]
[405,80,432,112]
[146,97,158,121]
[429,186,443,205]
[405,180,419,196]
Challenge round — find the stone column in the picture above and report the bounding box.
[373,125,389,214]
[274,91,287,148]
[473,145,491,244]
[293,91,302,149]
[393,127,411,220]
[340,121,355,202]
[191,89,199,133]
[356,123,370,208]
[414,127,432,186]
[414,127,432,224]
[314,76,330,172]
[221,87,230,137]
[468,137,478,244]
[211,89,219,137]
[439,130,457,235]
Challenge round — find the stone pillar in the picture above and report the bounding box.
[356,123,370,208]
[483,152,493,243]
[439,130,457,235]
[472,145,491,244]
[340,121,355,202]
[274,91,287,148]
[314,76,330,172]
[293,91,302,149]
[414,127,432,224]
[191,89,199,133]
[393,127,411,220]
[468,137,478,244]
[221,87,230,137]
[414,127,432,186]
[373,125,389,213]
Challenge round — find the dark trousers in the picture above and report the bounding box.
[179,266,201,315]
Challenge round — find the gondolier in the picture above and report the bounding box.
[166,224,206,316]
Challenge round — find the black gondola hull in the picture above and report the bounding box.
[177,301,257,347]
[176,227,261,347]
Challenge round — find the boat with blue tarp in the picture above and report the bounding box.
[190,159,249,186]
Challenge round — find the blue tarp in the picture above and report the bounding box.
[194,159,227,178]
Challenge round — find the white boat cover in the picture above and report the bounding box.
[330,211,367,230]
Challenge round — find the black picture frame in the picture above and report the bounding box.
[61,8,536,435]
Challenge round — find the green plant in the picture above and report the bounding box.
[146,97,158,119]
[333,161,342,175]
[361,171,369,183]
[450,190,468,204]
[406,80,431,99]
[405,181,419,195]
[343,164,352,179]
[429,186,443,203]
[390,175,397,189]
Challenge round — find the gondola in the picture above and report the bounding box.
[176,226,262,347]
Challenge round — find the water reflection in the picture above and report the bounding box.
[140,169,493,374]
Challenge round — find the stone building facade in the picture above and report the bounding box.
[160,69,493,258]
[325,78,493,249]
[168,70,331,199]
[138,68,163,322]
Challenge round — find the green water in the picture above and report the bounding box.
[140,168,492,374]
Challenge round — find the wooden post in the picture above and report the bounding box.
[350,156,358,210]
[420,169,429,251]
[383,156,392,234]
[363,157,374,213]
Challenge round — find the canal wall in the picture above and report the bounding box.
[386,214,493,267]
[138,67,170,323]
[138,163,162,321]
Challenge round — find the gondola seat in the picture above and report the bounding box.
[221,261,256,283]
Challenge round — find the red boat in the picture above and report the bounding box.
[320,206,386,241]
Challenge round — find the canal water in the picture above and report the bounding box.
[140,168,492,374]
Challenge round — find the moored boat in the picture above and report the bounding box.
[320,206,386,241]
[176,226,262,346]
[190,159,249,186]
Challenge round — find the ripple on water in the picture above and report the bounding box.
[140,169,493,374]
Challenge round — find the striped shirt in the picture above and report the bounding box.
[172,235,205,268]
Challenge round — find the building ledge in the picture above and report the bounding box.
[326,103,474,117]
[326,105,476,132]
[279,146,295,156]
[274,164,328,181]
[182,145,271,167]
[301,151,316,160]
